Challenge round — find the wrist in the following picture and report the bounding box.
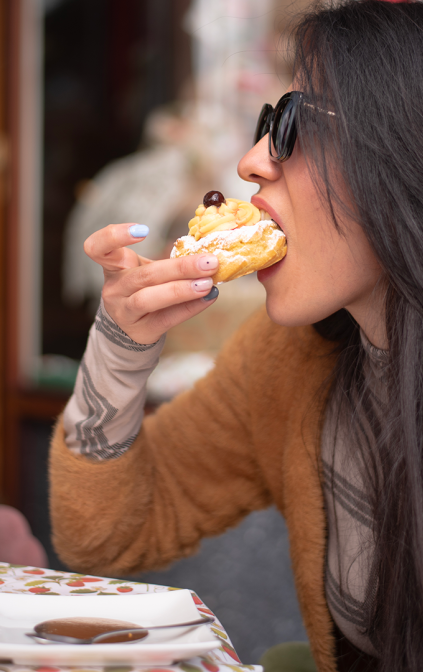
[98,299,161,351]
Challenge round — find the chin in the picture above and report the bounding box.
[264,296,294,327]
[264,293,323,328]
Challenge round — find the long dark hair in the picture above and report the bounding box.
[291,1,423,670]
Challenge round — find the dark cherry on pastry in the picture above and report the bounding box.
[203,190,225,208]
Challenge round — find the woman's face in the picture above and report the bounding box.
[237,93,385,343]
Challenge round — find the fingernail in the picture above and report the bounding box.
[203,286,219,302]
[198,255,219,271]
[129,224,149,238]
[192,277,213,293]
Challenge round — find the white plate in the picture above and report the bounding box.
[0,589,219,665]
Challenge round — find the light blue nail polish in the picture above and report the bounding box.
[129,224,149,238]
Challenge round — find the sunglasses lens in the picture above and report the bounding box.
[271,96,298,161]
[253,104,273,146]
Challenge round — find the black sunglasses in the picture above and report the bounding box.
[253,90,335,163]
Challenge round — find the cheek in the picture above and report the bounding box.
[258,146,382,326]
[263,215,382,327]
[287,177,344,288]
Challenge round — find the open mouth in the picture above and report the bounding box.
[258,209,286,238]
[274,220,285,237]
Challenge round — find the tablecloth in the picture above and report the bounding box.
[0,563,261,672]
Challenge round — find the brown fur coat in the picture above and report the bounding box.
[49,308,339,671]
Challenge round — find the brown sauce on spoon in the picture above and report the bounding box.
[35,617,148,644]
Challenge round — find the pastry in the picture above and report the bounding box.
[170,190,287,283]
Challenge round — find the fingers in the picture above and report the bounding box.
[150,293,219,336]
[87,222,222,345]
[119,292,219,345]
[105,274,216,322]
[103,271,220,344]
[84,223,150,271]
[127,277,217,314]
[116,253,219,297]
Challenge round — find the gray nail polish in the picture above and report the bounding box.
[203,286,219,302]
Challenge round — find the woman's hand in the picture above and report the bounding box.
[84,223,219,345]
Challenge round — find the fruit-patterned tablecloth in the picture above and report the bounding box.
[0,563,261,672]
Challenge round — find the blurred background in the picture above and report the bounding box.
[0,0,310,662]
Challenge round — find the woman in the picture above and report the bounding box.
[49,1,423,670]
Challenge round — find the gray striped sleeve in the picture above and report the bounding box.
[94,303,160,352]
[63,300,165,460]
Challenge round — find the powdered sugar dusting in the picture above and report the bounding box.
[171,220,285,256]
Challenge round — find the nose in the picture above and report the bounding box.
[237,134,282,186]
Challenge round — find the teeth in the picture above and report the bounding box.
[258,208,285,235]
[259,209,272,220]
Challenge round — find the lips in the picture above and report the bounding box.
[251,195,286,237]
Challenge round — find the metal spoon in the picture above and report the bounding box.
[26,616,215,645]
